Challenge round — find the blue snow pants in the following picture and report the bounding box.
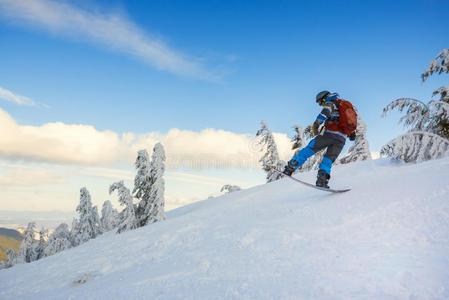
[288,133,345,175]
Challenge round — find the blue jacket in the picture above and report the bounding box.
[315,93,346,143]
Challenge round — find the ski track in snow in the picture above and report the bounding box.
[1,158,449,299]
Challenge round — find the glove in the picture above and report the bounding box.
[349,132,356,141]
[311,121,320,136]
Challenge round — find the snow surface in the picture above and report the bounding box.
[1,158,449,299]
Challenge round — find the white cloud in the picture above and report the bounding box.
[0,107,294,168]
[78,166,133,181]
[0,108,127,165]
[0,109,295,212]
[0,158,264,211]
[0,86,37,106]
[0,168,64,187]
[0,0,215,80]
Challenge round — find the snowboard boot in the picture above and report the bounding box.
[316,170,330,188]
[283,160,299,176]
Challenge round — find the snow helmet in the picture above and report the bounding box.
[316,90,330,105]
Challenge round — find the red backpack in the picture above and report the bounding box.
[331,99,358,136]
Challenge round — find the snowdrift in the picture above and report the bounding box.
[1,158,449,299]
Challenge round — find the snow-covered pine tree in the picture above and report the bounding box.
[382,98,430,132]
[423,49,449,139]
[70,218,79,247]
[44,223,72,257]
[433,85,449,102]
[71,188,102,246]
[133,149,152,226]
[100,200,119,232]
[381,131,449,163]
[382,49,449,162]
[421,49,449,82]
[17,222,38,263]
[221,184,242,194]
[382,97,449,137]
[142,143,166,225]
[291,125,305,151]
[430,97,449,136]
[382,98,449,162]
[256,121,285,182]
[109,181,138,234]
[340,115,372,164]
[92,205,101,232]
[5,248,17,268]
[429,87,449,139]
[35,228,49,260]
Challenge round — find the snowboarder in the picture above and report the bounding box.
[283,91,358,188]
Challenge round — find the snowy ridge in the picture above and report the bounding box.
[1,158,449,299]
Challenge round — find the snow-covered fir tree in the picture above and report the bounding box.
[430,87,449,139]
[255,121,285,182]
[110,181,138,234]
[143,143,166,225]
[291,125,306,151]
[133,149,152,226]
[423,48,449,139]
[17,222,38,264]
[132,144,166,226]
[221,184,242,194]
[44,223,72,257]
[382,98,430,132]
[381,132,449,163]
[382,98,449,137]
[100,200,119,232]
[428,100,449,140]
[421,49,449,82]
[433,85,449,102]
[382,49,449,162]
[34,228,49,260]
[340,115,372,164]
[381,97,449,139]
[71,188,102,246]
[92,205,101,232]
[4,248,17,268]
[70,218,79,246]
[382,98,449,162]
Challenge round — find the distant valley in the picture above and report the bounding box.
[0,228,22,262]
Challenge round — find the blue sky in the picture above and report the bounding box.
[1,0,448,141]
[0,0,448,213]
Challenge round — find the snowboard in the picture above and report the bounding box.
[274,169,351,193]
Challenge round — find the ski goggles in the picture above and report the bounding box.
[317,98,326,106]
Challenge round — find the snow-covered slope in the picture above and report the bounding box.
[1,158,449,299]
